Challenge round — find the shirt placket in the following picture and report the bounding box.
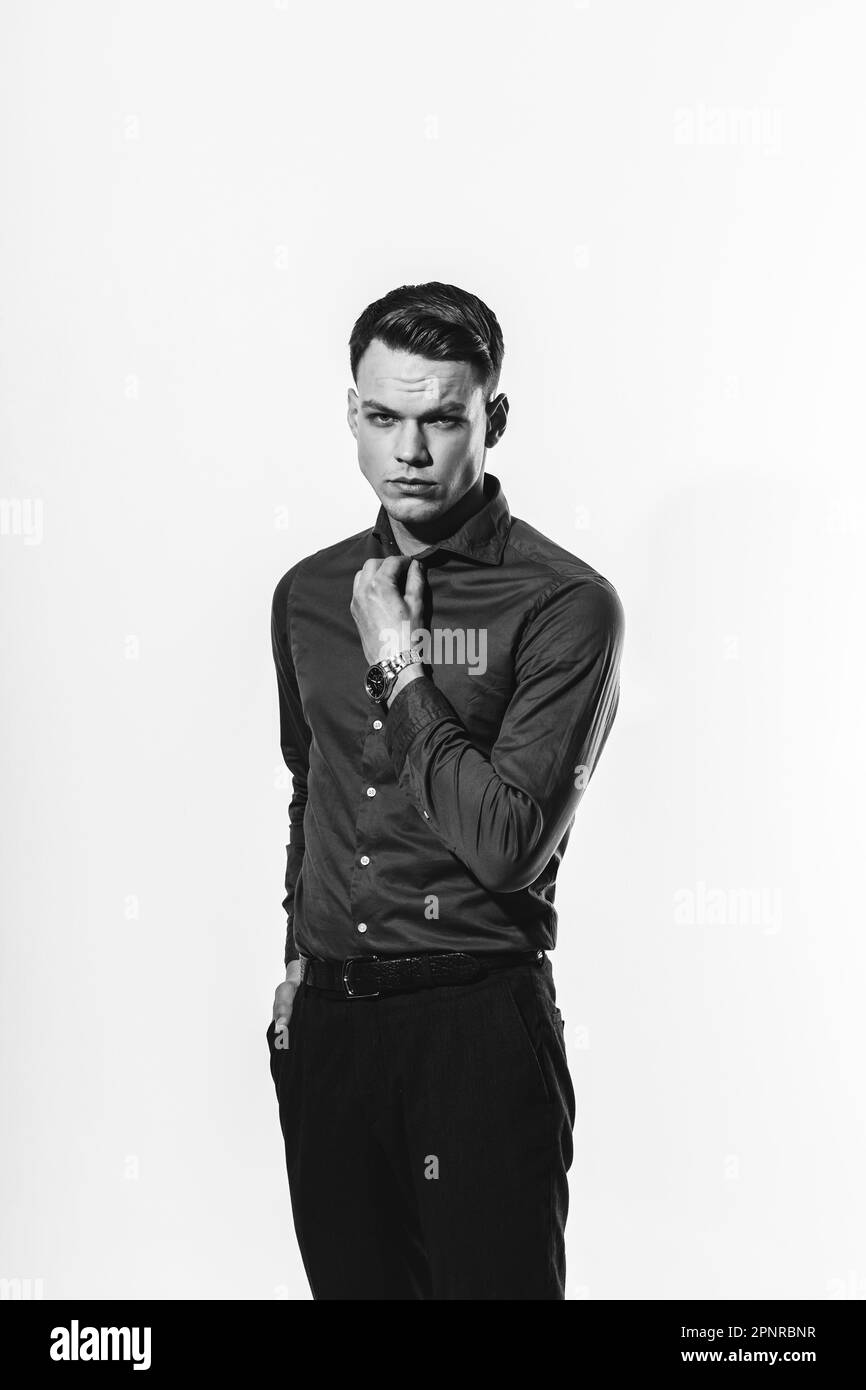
[348,708,391,948]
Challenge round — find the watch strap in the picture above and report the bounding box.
[385,647,423,678]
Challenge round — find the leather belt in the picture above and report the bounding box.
[300,949,544,999]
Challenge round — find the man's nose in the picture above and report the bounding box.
[394,420,431,465]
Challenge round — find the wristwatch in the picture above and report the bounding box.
[364,648,424,704]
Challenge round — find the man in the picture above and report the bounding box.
[267,281,624,1300]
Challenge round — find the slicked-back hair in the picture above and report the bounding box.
[349,282,504,398]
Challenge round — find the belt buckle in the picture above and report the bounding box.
[342,955,379,999]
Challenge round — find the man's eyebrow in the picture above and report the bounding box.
[360,398,468,419]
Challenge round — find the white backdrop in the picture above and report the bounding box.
[1,0,864,1301]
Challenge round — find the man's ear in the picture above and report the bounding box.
[347,386,359,440]
[485,392,509,448]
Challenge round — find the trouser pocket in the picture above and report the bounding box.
[266,1018,291,1096]
[498,971,556,1107]
[498,971,576,1138]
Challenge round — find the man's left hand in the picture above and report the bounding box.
[351,556,425,666]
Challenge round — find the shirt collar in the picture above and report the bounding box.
[370,471,512,566]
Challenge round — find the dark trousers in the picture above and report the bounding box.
[266,952,576,1300]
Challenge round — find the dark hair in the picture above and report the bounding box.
[349,281,504,397]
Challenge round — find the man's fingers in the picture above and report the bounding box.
[273,980,298,1026]
[353,561,377,594]
[353,555,412,602]
[352,558,400,598]
[403,558,426,606]
[375,554,412,585]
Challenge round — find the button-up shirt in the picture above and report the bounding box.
[270,471,624,967]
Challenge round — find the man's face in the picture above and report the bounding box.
[348,339,494,525]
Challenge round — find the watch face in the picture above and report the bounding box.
[365,665,388,702]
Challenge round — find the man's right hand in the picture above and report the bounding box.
[272,959,303,1048]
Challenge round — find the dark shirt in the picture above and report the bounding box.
[270,471,624,967]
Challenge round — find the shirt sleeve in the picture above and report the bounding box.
[383,573,624,894]
[271,567,312,966]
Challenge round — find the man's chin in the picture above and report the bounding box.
[383,494,444,523]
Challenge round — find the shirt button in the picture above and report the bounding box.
[359,855,370,866]
[372,719,383,731]
[366,787,376,798]
[357,922,368,933]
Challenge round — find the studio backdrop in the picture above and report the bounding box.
[1,0,863,1300]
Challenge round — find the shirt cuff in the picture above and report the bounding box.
[383,674,457,773]
[284,919,299,968]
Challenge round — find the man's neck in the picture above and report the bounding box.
[388,473,487,557]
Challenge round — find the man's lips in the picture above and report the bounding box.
[388,478,436,488]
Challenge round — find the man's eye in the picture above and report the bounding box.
[430,418,460,428]
[369,413,396,426]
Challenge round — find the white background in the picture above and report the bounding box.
[1,0,864,1300]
